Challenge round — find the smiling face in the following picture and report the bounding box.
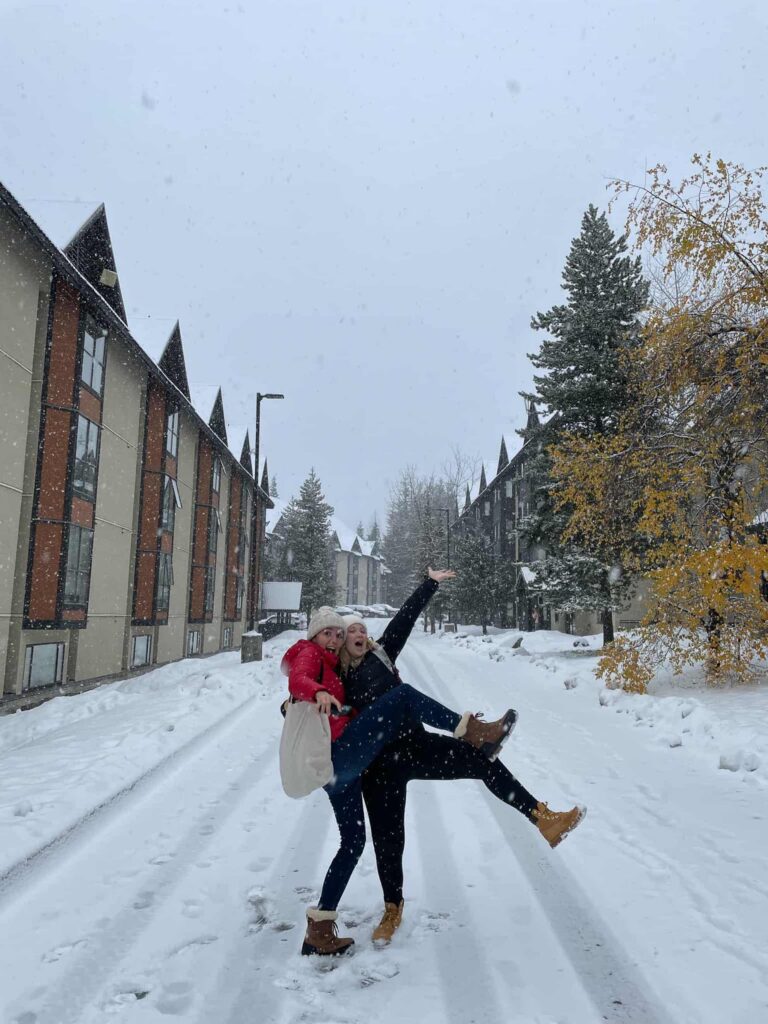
[344,622,369,658]
[311,627,345,654]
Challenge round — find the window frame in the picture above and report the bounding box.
[23,642,65,690]
[131,634,152,668]
[161,475,176,534]
[165,407,180,458]
[212,457,221,494]
[156,552,174,612]
[187,629,201,655]
[63,525,94,609]
[204,566,215,613]
[72,414,101,502]
[80,314,107,396]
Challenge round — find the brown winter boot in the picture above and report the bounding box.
[301,908,355,957]
[372,900,404,945]
[455,709,518,760]
[532,802,586,848]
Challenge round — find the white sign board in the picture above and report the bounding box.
[262,581,303,611]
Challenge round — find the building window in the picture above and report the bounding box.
[23,643,65,690]
[72,415,100,500]
[212,457,221,493]
[187,629,201,655]
[161,476,175,533]
[223,626,232,649]
[505,480,514,498]
[166,408,179,458]
[81,315,107,395]
[157,552,173,611]
[131,634,152,668]
[235,576,244,614]
[204,567,215,613]
[484,501,491,517]
[207,511,218,553]
[63,526,93,607]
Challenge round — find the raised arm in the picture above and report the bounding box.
[379,568,455,663]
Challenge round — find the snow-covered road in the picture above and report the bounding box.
[1,627,766,1024]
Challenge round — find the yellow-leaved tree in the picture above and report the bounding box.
[550,155,768,691]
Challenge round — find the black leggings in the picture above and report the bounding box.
[361,729,539,905]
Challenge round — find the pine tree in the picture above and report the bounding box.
[452,524,511,634]
[367,516,382,545]
[277,469,336,615]
[356,520,365,538]
[270,475,279,498]
[525,205,649,643]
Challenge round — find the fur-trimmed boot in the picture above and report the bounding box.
[532,802,586,848]
[455,709,518,760]
[301,908,355,957]
[372,900,404,945]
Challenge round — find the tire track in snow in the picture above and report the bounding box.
[0,689,262,907]
[2,704,278,1024]
[401,640,683,1024]
[409,785,510,1024]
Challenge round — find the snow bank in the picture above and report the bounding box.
[439,626,768,787]
[0,633,301,877]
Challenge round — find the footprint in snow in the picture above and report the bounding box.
[42,939,87,963]
[133,891,155,911]
[181,899,203,919]
[155,980,194,1015]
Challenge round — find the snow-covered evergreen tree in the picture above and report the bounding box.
[452,524,511,634]
[270,474,279,498]
[277,469,336,615]
[525,205,649,642]
[356,520,365,538]
[367,516,382,545]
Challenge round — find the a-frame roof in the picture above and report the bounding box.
[63,204,127,323]
[240,431,253,475]
[208,387,228,445]
[260,458,270,495]
[479,464,487,492]
[157,322,191,399]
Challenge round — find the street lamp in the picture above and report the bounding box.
[250,392,284,630]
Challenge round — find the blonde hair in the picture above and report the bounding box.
[338,636,377,676]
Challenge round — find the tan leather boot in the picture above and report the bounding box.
[301,908,355,956]
[372,900,404,944]
[455,709,518,760]
[532,802,586,848]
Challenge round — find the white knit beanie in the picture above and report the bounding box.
[342,613,367,631]
[307,606,347,640]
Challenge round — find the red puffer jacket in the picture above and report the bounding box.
[281,639,352,742]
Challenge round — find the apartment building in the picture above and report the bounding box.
[0,184,271,703]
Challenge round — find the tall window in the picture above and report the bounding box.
[236,576,244,614]
[157,553,173,611]
[63,526,93,607]
[212,457,221,493]
[161,475,176,533]
[505,479,514,498]
[72,416,100,500]
[187,629,201,655]
[207,510,218,553]
[204,566,215,613]
[81,316,107,395]
[166,408,179,458]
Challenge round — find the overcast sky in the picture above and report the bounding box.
[1,0,766,530]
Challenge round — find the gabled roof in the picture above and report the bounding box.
[260,458,270,495]
[239,431,253,475]
[208,387,228,445]
[63,204,127,323]
[479,465,487,492]
[157,322,191,399]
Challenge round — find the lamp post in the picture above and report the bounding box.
[250,392,284,630]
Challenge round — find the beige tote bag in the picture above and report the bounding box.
[279,700,334,798]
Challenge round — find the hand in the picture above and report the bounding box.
[314,691,343,715]
[428,567,456,583]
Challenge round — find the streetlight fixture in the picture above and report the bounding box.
[250,392,284,630]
